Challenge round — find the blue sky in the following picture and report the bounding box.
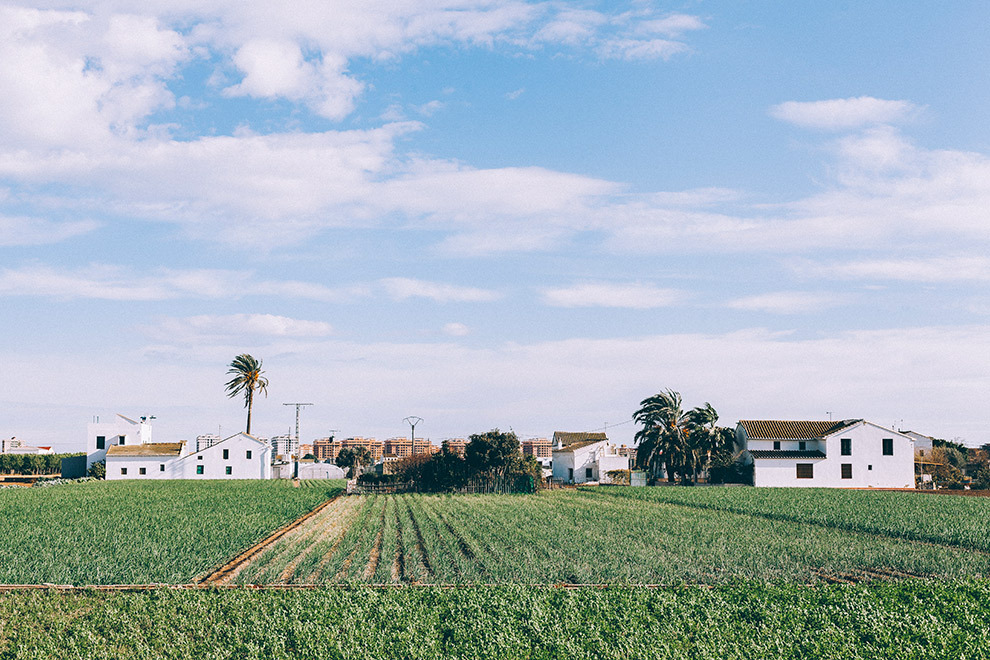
[2,1,990,450]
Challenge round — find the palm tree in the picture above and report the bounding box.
[685,402,720,483]
[635,392,728,485]
[633,390,689,484]
[225,354,269,435]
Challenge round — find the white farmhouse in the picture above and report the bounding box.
[105,432,272,480]
[551,431,628,484]
[86,414,153,471]
[737,419,914,488]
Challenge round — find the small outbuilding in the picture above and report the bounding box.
[551,431,629,484]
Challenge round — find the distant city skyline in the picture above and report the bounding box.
[2,2,989,450]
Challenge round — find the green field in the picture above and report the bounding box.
[2,581,989,659]
[589,485,990,551]
[0,480,343,585]
[234,488,990,585]
[3,482,989,658]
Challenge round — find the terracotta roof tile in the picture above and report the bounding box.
[552,439,606,453]
[739,419,860,441]
[552,431,608,446]
[106,443,184,457]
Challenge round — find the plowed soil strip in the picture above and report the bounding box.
[277,497,361,583]
[364,504,388,580]
[195,495,341,586]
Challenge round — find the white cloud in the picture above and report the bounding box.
[381,278,501,303]
[0,6,187,148]
[727,291,848,314]
[770,96,920,131]
[145,314,333,343]
[13,324,990,447]
[441,322,471,337]
[596,38,688,61]
[793,256,990,283]
[0,216,98,246]
[224,40,365,120]
[635,14,708,37]
[413,100,445,116]
[0,265,363,301]
[542,282,684,309]
[505,87,525,100]
[0,2,705,143]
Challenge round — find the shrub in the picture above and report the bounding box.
[87,460,106,480]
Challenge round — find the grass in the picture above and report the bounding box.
[2,581,990,659]
[0,480,343,585]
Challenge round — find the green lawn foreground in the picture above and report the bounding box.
[1,581,989,660]
[0,480,343,585]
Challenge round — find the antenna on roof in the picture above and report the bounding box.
[826,411,833,421]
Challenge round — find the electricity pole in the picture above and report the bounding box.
[404,416,423,453]
[283,403,313,479]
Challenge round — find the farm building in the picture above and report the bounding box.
[551,432,628,484]
[104,431,272,480]
[736,419,914,488]
[86,414,154,472]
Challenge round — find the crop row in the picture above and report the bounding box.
[3,580,990,659]
[244,490,990,585]
[0,480,344,585]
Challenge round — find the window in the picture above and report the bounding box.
[225,466,232,475]
[798,441,807,451]
[196,465,204,475]
[118,435,126,445]
[868,464,873,471]
[882,438,894,455]
[139,467,146,475]
[96,436,105,450]
[568,468,574,482]
[796,463,814,479]
[160,464,165,472]
[120,467,127,475]
[223,449,229,460]
[246,450,252,460]
[585,467,593,479]
[841,464,852,479]
[841,438,851,456]
[919,449,925,457]
[198,455,203,460]
[773,441,781,450]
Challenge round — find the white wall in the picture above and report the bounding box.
[180,433,271,479]
[752,422,914,488]
[86,415,152,470]
[552,450,576,483]
[106,454,184,480]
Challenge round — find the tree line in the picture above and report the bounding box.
[0,452,83,475]
[355,429,542,493]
